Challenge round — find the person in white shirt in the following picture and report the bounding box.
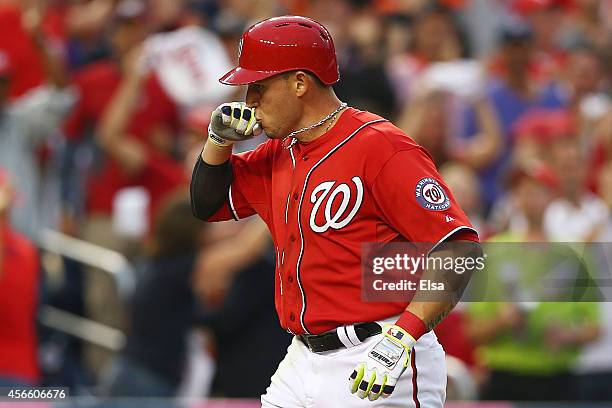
[544,136,610,242]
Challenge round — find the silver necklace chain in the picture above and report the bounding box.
[284,102,347,149]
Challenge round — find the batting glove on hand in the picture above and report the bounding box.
[208,102,262,147]
[349,325,416,401]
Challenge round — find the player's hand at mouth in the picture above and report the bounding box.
[207,102,262,147]
[349,325,416,401]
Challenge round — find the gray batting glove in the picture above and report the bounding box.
[208,102,262,147]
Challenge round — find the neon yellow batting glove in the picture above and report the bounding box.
[208,102,261,147]
[349,325,416,401]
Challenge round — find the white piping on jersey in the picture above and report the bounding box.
[285,146,296,224]
[284,193,291,224]
[276,247,283,295]
[229,184,240,220]
[294,118,387,334]
[427,226,479,256]
[289,145,296,168]
[276,247,280,269]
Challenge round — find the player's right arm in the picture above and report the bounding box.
[190,103,264,221]
[201,137,233,165]
[190,147,233,220]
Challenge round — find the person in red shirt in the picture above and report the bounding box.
[62,1,183,234]
[0,168,40,386]
[191,16,481,407]
[62,1,185,375]
[0,3,45,99]
[507,0,572,82]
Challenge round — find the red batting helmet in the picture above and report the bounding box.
[219,15,339,86]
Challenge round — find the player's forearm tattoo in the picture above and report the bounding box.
[426,304,454,332]
[412,240,482,331]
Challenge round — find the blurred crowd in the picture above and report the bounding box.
[1,0,612,402]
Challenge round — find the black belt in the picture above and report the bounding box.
[298,322,382,353]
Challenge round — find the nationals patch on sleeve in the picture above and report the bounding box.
[415,178,450,211]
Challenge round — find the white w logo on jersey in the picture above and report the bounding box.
[309,177,364,233]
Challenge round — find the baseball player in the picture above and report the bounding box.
[190,16,481,407]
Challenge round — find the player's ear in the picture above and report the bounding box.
[293,71,309,97]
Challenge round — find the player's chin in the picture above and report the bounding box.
[264,128,283,139]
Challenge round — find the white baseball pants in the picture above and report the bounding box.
[261,318,446,408]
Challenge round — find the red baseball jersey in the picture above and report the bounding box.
[207,108,477,335]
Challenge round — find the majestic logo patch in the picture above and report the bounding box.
[309,177,363,233]
[415,178,450,211]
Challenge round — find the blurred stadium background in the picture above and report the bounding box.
[1,0,612,406]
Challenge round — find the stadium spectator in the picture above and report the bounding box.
[586,107,612,194]
[0,2,74,239]
[461,17,565,211]
[332,1,397,117]
[0,168,41,387]
[574,300,612,402]
[491,164,560,241]
[458,0,506,58]
[143,0,234,110]
[61,0,181,250]
[0,2,46,98]
[539,119,612,402]
[559,0,612,51]
[544,135,610,241]
[511,108,576,170]
[465,165,601,401]
[562,47,612,186]
[387,3,467,105]
[60,0,122,69]
[193,218,293,398]
[538,108,612,402]
[563,46,608,115]
[491,107,607,235]
[440,162,486,235]
[61,1,185,377]
[66,0,117,41]
[62,0,232,241]
[510,0,571,82]
[101,192,205,397]
[599,160,612,224]
[398,88,502,172]
[95,44,186,225]
[213,0,280,27]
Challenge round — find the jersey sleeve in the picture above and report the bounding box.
[207,140,274,224]
[372,147,478,245]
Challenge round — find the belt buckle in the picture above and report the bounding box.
[300,334,315,352]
